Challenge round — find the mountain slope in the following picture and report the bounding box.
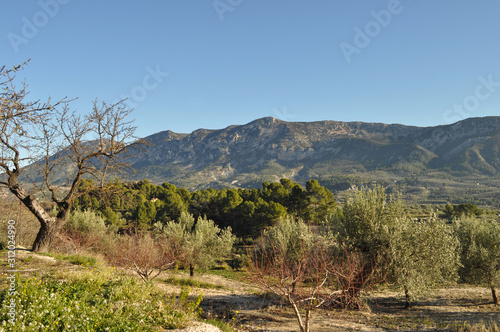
[127,116,500,205]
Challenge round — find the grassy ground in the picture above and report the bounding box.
[0,249,207,331]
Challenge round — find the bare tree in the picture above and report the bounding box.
[0,63,139,252]
[106,232,177,282]
[329,247,386,310]
[247,218,339,332]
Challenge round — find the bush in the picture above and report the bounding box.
[456,217,500,304]
[67,209,107,234]
[227,254,247,270]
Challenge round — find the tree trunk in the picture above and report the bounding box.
[404,287,412,309]
[492,285,498,305]
[288,295,305,332]
[189,264,195,277]
[9,184,66,253]
[305,309,311,332]
[31,217,66,253]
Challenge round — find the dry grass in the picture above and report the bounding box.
[0,197,40,249]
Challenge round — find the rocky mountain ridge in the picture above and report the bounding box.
[128,116,500,204]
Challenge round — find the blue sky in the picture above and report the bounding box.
[2,1,500,138]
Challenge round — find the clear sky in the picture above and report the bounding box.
[2,1,500,138]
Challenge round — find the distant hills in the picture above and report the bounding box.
[128,116,500,206]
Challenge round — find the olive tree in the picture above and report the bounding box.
[390,219,460,308]
[161,212,235,276]
[0,63,138,252]
[334,187,460,308]
[332,187,399,301]
[456,217,500,305]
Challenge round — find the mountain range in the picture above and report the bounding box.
[128,116,500,206]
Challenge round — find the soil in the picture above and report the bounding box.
[163,274,500,331]
[152,274,500,332]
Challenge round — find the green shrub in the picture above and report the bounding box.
[456,217,500,304]
[67,209,107,234]
[226,255,245,270]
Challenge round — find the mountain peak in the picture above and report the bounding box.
[248,116,283,125]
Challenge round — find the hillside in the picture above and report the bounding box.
[126,116,500,206]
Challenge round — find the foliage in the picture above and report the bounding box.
[390,219,460,307]
[331,187,397,301]
[456,217,500,304]
[66,209,108,234]
[443,203,483,219]
[162,212,236,276]
[75,178,335,239]
[136,200,157,229]
[101,206,126,229]
[0,273,202,331]
[332,186,460,308]
[334,187,400,254]
[305,179,336,222]
[262,216,317,271]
